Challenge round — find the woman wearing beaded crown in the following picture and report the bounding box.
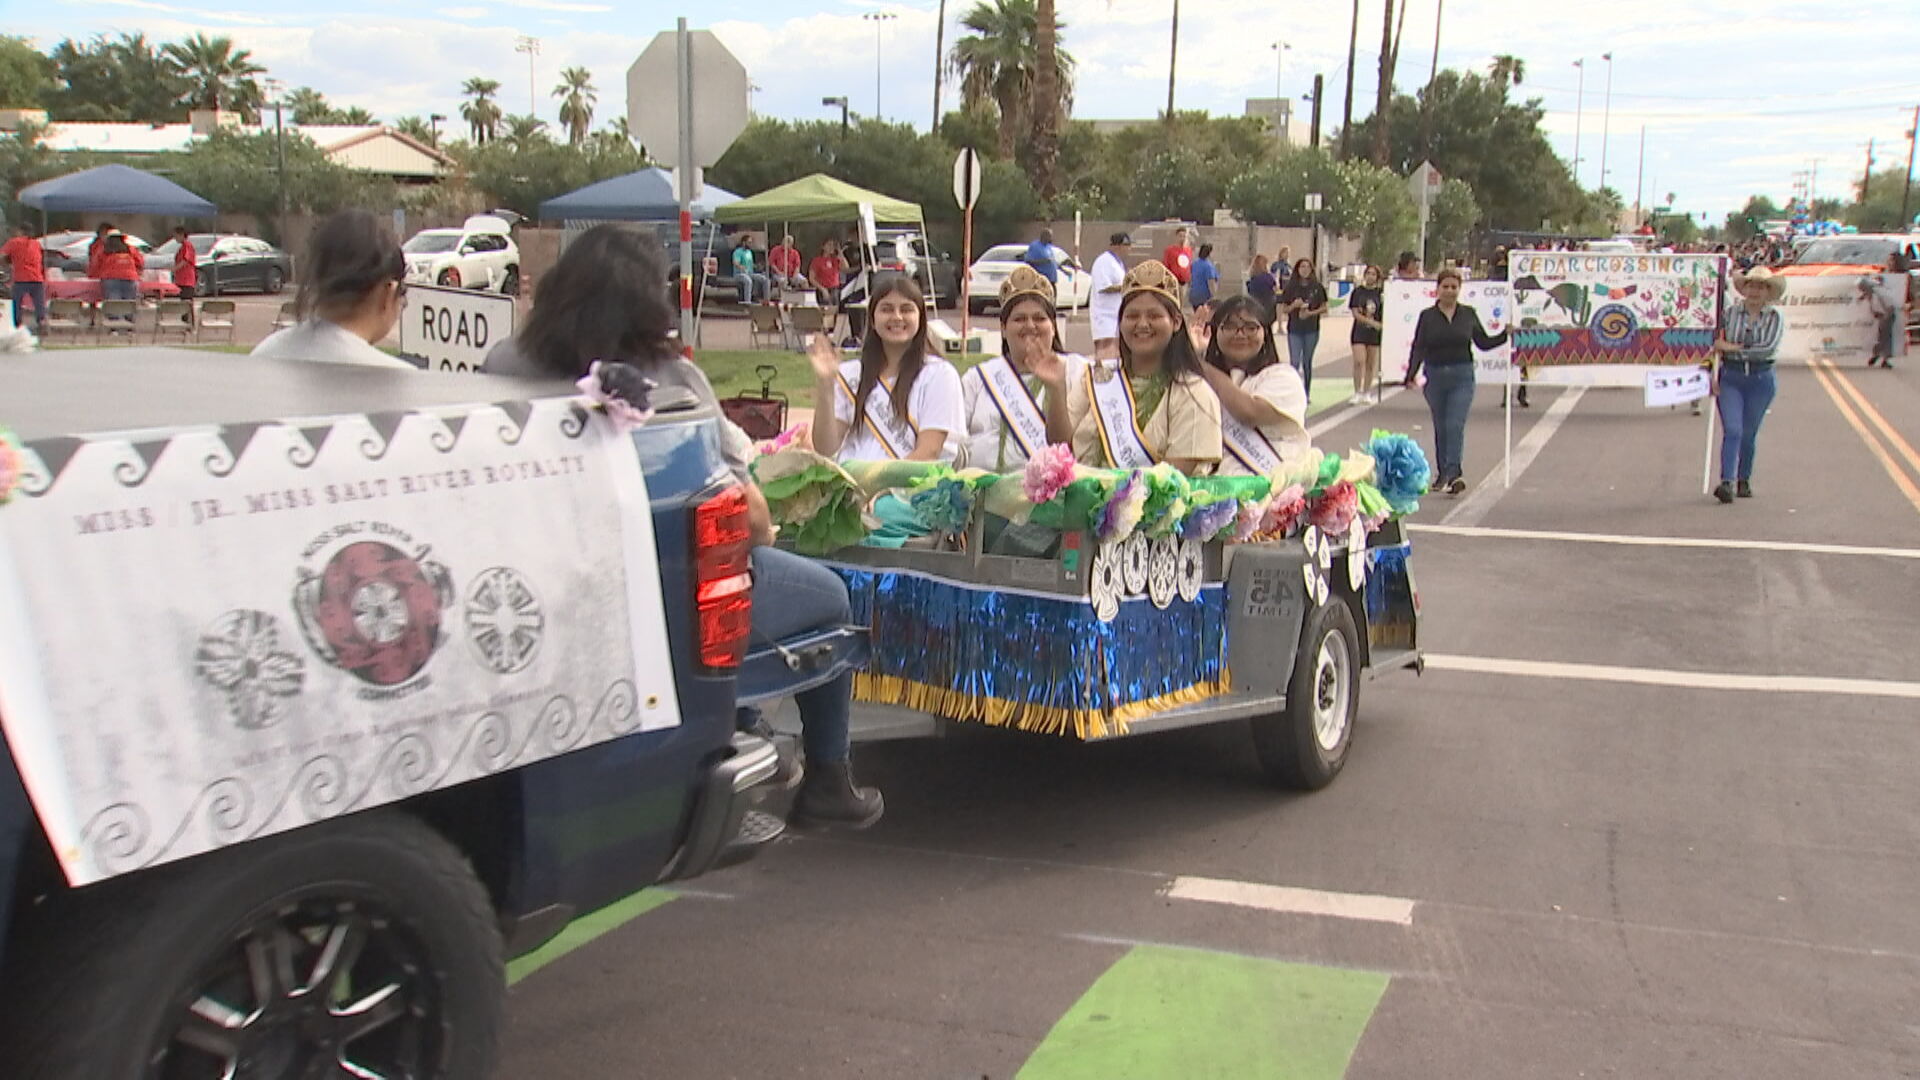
[1035,259,1222,477]
[958,265,1087,471]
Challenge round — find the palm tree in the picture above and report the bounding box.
[1165,0,1179,121]
[337,106,376,125]
[1030,0,1061,201]
[393,115,437,146]
[460,77,502,144]
[552,67,597,146]
[1372,0,1408,166]
[1488,54,1525,88]
[500,113,549,148]
[110,33,189,122]
[948,0,1074,158]
[286,86,336,124]
[162,33,265,113]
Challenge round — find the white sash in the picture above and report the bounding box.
[1219,410,1283,474]
[1086,364,1157,469]
[977,356,1049,461]
[836,370,917,459]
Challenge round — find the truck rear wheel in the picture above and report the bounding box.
[0,814,503,1080]
[1250,598,1359,790]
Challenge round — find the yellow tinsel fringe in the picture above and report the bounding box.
[854,668,1234,741]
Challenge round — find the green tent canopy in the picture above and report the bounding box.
[712,172,923,225]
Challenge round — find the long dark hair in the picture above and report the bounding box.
[1118,291,1204,380]
[515,223,677,378]
[852,273,933,436]
[1204,295,1281,377]
[999,293,1062,359]
[298,210,405,322]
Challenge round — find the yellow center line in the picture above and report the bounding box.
[1811,357,1920,472]
[1807,359,1920,515]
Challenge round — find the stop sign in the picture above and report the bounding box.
[626,29,750,168]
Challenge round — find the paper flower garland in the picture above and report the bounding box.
[1307,480,1359,534]
[0,427,21,507]
[1364,429,1431,515]
[1095,470,1147,542]
[1023,443,1078,504]
[575,361,656,432]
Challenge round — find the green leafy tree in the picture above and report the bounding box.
[0,121,61,226]
[499,114,549,149]
[170,129,396,227]
[460,77,502,144]
[461,131,644,217]
[336,106,375,125]
[0,36,53,109]
[393,115,438,146]
[162,33,265,115]
[1344,70,1585,230]
[552,66,596,146]
[44,33,186,122]
[1723,194,1779,240]
[1225,147,1421,263]
[1425,177,1481,257]
[1487,54,1525,88]
[949,0,1073,160]
[1845,168,1915,232]
[1658,212,1700,246]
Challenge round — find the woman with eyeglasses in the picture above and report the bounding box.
[1198,295,1310,476]
[251,210,415,369]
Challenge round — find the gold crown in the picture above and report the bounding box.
[1121,259,1182,307]
[998,264,1056,309]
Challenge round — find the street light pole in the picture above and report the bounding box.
[1634,124,1646,227]
[514,35,541,118]
[429,113,445,147]
[1270,40,1291,140]
[822,95,850,136]
[1903,105,1919,230]
[862,12,897,122]
[1600,52,1613,190]
[1572,58,1585,188]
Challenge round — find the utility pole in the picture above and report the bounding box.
[1600,52,1613,189]
[1902,106,1919,230]
[1310,73,1324,149]
[1421,0,1442,157]
[1863,138,1874,202]
[1571,58,1585,187]
[515,36,541,118]
[265,78,287,242]
[1634,124,1646,227]
[1165,0,1180,121]
[931,0,948,133]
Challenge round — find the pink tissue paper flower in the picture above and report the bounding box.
[1307,480,1359,535]
[1023,442,1078,504]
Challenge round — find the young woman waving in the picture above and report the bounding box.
[1198,295,1311,476]
[808,274,964,464]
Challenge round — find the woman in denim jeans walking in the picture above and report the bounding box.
[1710,268,1786,504]
[1403,267,1508,495]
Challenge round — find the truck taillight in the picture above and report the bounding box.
[693,485,753,670]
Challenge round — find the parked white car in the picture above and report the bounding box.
[402,215,521,295]
[966,243,1091,314]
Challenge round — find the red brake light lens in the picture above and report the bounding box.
[692,485,753,670]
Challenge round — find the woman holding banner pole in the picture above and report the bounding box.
[1710,268,1785,503]
[1403,267,1510,495]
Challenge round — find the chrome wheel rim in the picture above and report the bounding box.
[1312,628,1352,752]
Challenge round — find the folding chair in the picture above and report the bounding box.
[98,299,139,343]
[152,299,194,343]
[746,304,785,349]
[198,299,238,344]
[44,299,92,343]
[272,301,297,331]
[787,304,829,348]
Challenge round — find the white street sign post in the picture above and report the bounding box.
[628,23,750,349]
[953,147,982,340]
[1409,161,1443,267]
[1305,192,1324,269]
[396,283,516,373]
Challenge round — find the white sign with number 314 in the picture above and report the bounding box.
[1644,368,1712,408]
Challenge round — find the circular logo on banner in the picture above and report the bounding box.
[294,536,453,687]
[1589,304,1639,349]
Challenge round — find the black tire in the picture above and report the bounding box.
[1250,598,1359,790]
[501,267,521,296]
[0,813,504,1080]
[263,266,285,295]
[438,268,461,288]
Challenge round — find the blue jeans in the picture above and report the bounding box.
[1287,327,1320,402]
[735,272,767,304]
[1716,364,1776,482]
[1421,364,1476,480]
[10,281,45,331]
[748,547,854,763]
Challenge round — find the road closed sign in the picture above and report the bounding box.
[398,284,516,373]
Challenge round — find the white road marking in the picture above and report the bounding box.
[1424,654,1920,700]
[1308,386,1405,439]
[1442,386,1586,527]
[1166,875,1417,926]
[1408,523,1920,561]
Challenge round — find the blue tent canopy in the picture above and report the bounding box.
[538,168,740,222]
[19,164,217,217]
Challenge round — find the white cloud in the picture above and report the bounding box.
[67,0,279,25]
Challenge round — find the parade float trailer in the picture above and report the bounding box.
[752,443,1426,790]
[0,347,833,1079]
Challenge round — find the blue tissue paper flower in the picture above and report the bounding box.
[1364,430,1430,515]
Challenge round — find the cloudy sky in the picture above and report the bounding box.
[14,0,1920,222]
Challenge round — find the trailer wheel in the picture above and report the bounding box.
[0,814,503,1080]
[1250,598,1359,790]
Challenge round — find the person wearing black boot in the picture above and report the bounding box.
[1404,267,1509,495]
[482,223,884,827]
[1710,268,1786,505]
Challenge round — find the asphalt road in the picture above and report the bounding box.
[500,344,1920,1079]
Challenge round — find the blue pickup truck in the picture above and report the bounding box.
[0,348,857,1079]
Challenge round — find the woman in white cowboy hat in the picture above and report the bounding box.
[1036,259,1223,477]
[957,265,1087,470]
[1710,266,1787,504]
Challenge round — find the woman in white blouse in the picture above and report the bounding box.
[957,265,1086,471]
[807,273,963,463]
[1197,294,1311,476]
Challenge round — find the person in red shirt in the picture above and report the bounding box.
[808,238,846,302]
[170,226,198,298]
[1161,226,1194,285]
[85,222,113,279]
[768,233,805,290]
[97,233,142,321]
[2,222,47,334]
